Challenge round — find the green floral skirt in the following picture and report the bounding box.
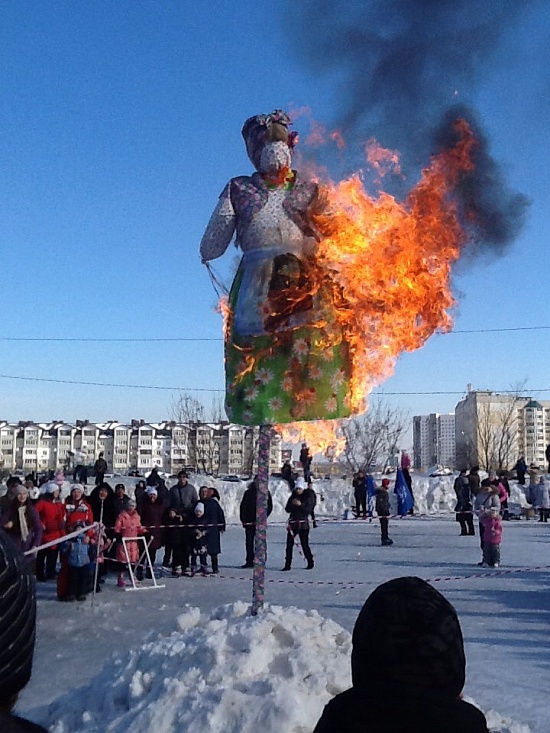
[224,260,352,426]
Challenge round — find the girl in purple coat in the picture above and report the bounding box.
[0,486,43,557]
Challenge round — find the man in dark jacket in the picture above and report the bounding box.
[169,471,198,517]
[352,470,367,518]
[375,478,393,546]
[313,577,488,733]
[239,477,273,568]
[0,529,48,733]
[454,469,475,536]
[93,453,108,486]
[282,477,315,570]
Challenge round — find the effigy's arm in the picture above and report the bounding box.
[199,183,236,263]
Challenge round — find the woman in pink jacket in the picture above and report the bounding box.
[114,499,146,587]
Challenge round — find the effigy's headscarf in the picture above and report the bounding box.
[0,529,37,707]
[241,110,298,171]
[351,576,466,698]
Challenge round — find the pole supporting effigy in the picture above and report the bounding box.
[251,424,271,615]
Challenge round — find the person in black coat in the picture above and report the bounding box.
[239,477,273,568]
[282,477,315,570]
[198,487,226,574]
[453,469,475,536]
[313,577,488,733]
[352,470,367,518]
[0,530,49,733]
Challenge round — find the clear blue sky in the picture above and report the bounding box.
[1,1,549,437]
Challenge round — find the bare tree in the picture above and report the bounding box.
[340,398,409,473]
[477,391,525,471]
[170,393,206,424]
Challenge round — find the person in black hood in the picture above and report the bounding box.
[0,529,48,732]
[313,577,488,733]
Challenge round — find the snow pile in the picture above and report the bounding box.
[39,603,351,733]
[33,602,531,733]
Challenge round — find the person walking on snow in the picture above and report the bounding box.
[282,477,315,570]
[375,479,393,546]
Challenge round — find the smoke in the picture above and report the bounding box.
[286,0,532,253]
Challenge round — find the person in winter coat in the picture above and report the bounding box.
[0,486,43,557]
[282,477,315,570]
[299,443,313,482]
[190,502,209,575]
[453,469,474,536]
[375,478,393,546]
[281,459,295,491]
[198,486,226,573]
[64,485,94,531]
[352,470,367,519]
[528,464,540,489]
[138,488,165,574]
[480,507,503,568]
[34,482,65,581]
[497,470,511,520]
[93,453,108,486]
[474,481,500,565]
[169,472,198,517]
[514,456,528,485]
[134,480,147,511]
[239,476,273,568]
[163,508,188,577]
[88,483,117,532]
[0,476,22,517]
[313,576,488,733]
[113,484,131,516]
[0,530,49,733]
[62,522,91,601]
[114,499,146,587]
[533,476,550,522]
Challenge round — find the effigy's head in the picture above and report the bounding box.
[242,110,298,174]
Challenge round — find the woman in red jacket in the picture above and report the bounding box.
[35,482,65,581]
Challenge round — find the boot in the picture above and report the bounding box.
[282,564,291,571]
[306,559,314,569]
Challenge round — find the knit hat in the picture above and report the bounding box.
[127,499,137,509]
[41,481,59,495]
[71,484,84,495]
[351,577,465,698]
[194,502,205,516]
[295,477,306,490]
[0,529,37,707]
[16,486,29,497]
[381,478,390,487]
[146,487,158,497]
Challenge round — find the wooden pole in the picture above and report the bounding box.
[251,424,271,615]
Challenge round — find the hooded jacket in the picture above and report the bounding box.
[313,577,488,733]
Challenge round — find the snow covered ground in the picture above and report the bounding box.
[12,474,550,733]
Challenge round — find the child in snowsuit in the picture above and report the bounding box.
[114,499,146,587]
[480,507,502,567]
[63,524,91,601]
[375,479,393,546]
[191,502,209,576]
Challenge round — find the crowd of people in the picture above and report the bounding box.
[0,470,229,600]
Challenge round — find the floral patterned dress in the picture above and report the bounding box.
[200,171,351,426]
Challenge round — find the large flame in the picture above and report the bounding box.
[277,118,476,451]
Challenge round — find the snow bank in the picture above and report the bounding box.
[33,602,530,733]
[39,603,351,733]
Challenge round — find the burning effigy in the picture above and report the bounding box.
[200,110,476,433]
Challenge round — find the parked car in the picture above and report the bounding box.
[220,474,241,482]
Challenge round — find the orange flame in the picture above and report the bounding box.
[276,119,477,452]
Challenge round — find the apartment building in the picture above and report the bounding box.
[412,413,455,470]
[0,420,282,476]
[454,390,550,470]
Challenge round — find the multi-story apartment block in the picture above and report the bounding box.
[454,389,550,470]
[0,419,282,477]
[412,413,455,470]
